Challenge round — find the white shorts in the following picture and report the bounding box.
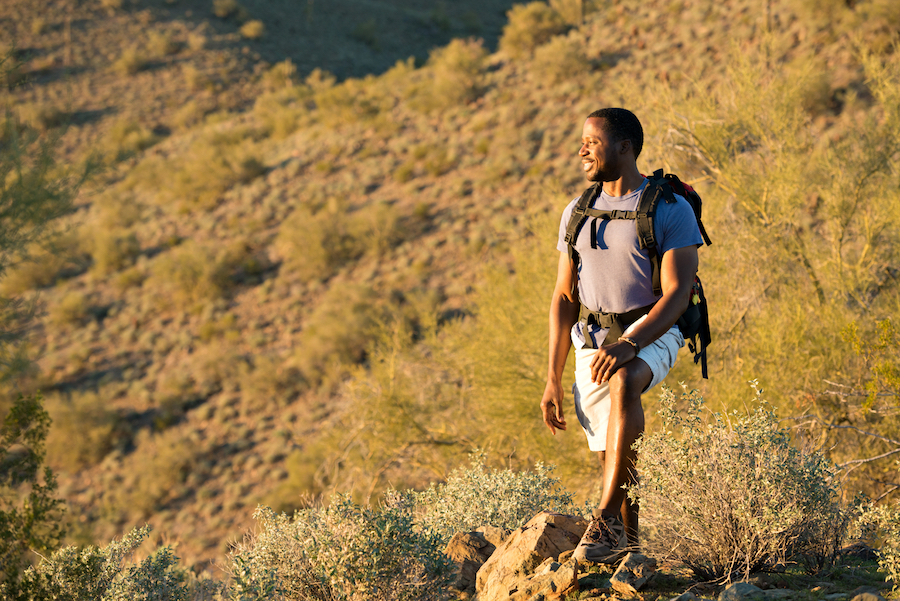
[572,316,684,452]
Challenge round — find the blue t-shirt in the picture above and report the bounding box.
[556,179,704,347]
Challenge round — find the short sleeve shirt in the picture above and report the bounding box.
[556,179,704,346]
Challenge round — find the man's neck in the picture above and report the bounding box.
[601,167,645,197]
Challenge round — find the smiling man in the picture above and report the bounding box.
[540,108,703,563]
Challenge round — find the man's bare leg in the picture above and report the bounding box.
[597,451,639,546]
[596,360,651,543]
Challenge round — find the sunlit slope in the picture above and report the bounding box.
[2,0,898,570]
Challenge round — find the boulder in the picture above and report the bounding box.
[719,582,768,601]
[850,593,886,601]
[445,531,496,593]
[610,552,657,595]
[506,557,580,601]
[475,511,588,601]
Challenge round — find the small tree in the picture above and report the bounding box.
[0,394,66,597]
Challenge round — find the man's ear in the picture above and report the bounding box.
[619,139,632,156]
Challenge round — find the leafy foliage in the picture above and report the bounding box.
[15,525,191,601]
[856,500,900,587]
[631,384,848,580]
[0,394,66,597]
[230,497,452,601]
[413,455,575,543]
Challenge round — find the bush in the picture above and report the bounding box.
[856,501,900,586]
[87,228,141,275]
[531,34,591,85]
[0,394,66,596]
[229,497,452,601]
[17,525,189,601]
[112,47,146,76]
[414,38,488,112]
[49,291,89,326]
[414,455,576,543]
[499,2,568,59]
[105,119,160,159]
[631,384,849,580]
[146,242,234,309]
[45,391,130,473]
[239,19,265,40]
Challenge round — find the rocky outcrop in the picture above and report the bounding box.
[610,552,657,595]
[475,511,587,601]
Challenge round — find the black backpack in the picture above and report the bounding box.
[563,169,712,378]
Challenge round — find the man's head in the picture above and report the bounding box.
[586,108,643,159]
[580,108,643,183]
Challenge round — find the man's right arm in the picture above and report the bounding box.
[541,251,580,434]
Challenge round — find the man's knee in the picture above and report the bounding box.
[609,360,652,399]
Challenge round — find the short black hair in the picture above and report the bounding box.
[586,108,643,159]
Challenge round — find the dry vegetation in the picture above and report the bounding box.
[1,0,899,579]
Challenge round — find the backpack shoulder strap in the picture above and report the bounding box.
[564,183,601,263]
[637,171,667,296]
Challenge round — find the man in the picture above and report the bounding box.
[540,108,703,564]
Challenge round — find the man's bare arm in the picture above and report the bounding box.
[541,251,580,434]
[589,245,699,383]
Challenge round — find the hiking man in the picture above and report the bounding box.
[540,108,704,563]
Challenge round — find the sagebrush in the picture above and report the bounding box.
[631,384,849,580]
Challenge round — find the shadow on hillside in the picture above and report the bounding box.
[131,0,523,80]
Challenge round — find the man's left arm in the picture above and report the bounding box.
[589,245,698,383]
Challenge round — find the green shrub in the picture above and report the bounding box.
[17,525,189,601]
[109,429,201,519]
[856,501,900,586]
[0,394,66,596]
[239,19,265,40]
[293,284,380,387]
[147,30,181,57]
[105,120,160,160]
[531,34,591,85]
[273,201,401,283]
[414,455,575,543]
[212,0,240,18]
[146,242,234,309]
[45,391,130,473]
[631,384,849,580]
[87,229,141,275]
[0,234,86,295]
[499,2,568,59]
[112,47,146,76]
[413,38,488,112]
[230,498,452,601]
[49,291,89,326]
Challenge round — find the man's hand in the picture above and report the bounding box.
[540,380,568,434]
[589,341,637,383]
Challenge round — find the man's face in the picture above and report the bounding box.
[580,118,623,182]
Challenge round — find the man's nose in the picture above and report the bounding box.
[579,144,588,155]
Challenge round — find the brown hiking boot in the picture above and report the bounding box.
[572,513,627,564]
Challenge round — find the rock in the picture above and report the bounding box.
[811,583,836,593]
[475,511,588,601]
[670,592,699,601]
[824,594,848,601]
[506,557,580,601]
[761,590,795,599]
[719,582,768,601]
[850,593,885,601]
[610,552,657,595]
[477,524,512,548]
[445,531,496,593]
[841,543,879,560]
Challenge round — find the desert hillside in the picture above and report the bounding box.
[1,0,898,575]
